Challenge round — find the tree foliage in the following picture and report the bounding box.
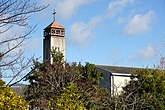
[25,48,82,108]
[112,68,165,110]
[0,79,28,110]
[0,1,48,109]
[50,47,64,63]
[83,62,105,85]
[25,48,108,109]
[24,48,165,110]
[49,82,86,110]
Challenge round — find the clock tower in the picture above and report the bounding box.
[43,11,66,62]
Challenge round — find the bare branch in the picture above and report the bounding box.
[0,0,48,85]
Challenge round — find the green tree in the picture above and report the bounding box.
[83,62,105,84]
[25,48,82,109]
[0,2,48,108]
[0,79,28,110]
[49,82,86,110]
[25,49,108,109]
[51,47,64,63]
[112,69,165,110]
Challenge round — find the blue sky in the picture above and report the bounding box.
[24,0,165,68]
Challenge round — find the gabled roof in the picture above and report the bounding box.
[96,65,147,74]
[45,21,64,29]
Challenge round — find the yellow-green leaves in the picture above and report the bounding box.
[49,82,86,110]
[0,83,28,110]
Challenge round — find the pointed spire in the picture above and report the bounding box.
[53,9,56,21]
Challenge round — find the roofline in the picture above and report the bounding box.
[44,27,65,30]
[96,64,147,69]
[95,64,155,74]
[44,21,64,30]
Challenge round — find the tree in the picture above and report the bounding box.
[25,48,82,109]
[112,68,165,110]
[0,0,48,86]
[25,48,109,109]
[0,79,28,110]
[49,82,86,110]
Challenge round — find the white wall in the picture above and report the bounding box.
[111,73,131,95]
[51,37,66,60]
[100,72,132,96]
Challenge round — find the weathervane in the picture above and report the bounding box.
[53,9,56,21]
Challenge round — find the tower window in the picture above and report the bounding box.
[56,30,60,34]
[61,30,65,35]
[51,29,56,34]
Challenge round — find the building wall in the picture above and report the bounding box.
[100,72,131,96]
[43,37,50,62]
[111,73,131,95]
[51,36,66,60]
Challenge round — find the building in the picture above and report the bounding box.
[96,65,139,95]
[42,11,152,95]
[43,11,66,62]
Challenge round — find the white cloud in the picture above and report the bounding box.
[69,16,102,47]
[107,0,134,18]
[56,0,93,19]
[70,22,92,47]
[137,45,156,60]
[69,0,135,47]
[123,11,155,35]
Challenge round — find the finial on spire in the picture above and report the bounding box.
[53,9,56,21]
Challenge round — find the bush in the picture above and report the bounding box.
[0,80,28,110]
[48,82,86,110]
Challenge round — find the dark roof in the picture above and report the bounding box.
[96,65,148,74]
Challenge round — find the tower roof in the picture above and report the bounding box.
[45,10,64,29]
[45,21,64,29]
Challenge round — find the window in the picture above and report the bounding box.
[51,29,56,34]
[61,30,65,35]
[56,30,60,35]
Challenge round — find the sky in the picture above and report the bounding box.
[12,0,165,68]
